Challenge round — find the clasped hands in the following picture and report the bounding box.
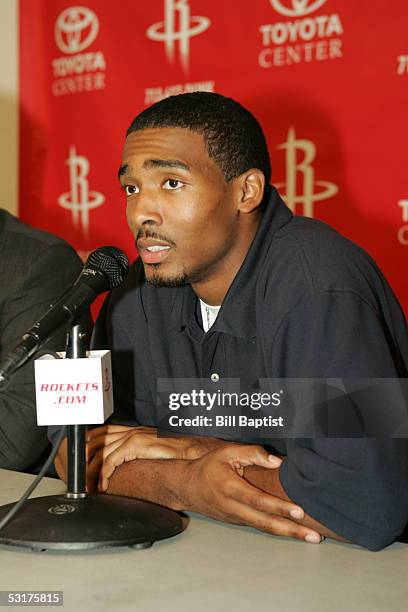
[54,424,322,544]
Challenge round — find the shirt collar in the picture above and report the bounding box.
[168,187,293,337]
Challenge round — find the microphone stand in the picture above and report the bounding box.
[0,322,185,551]
[66,323,87,499]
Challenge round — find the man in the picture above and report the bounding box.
[54,92,408,550]
[0,209,83,471]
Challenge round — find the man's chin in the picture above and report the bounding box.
[145,264,189,288]
[143,259,213,287]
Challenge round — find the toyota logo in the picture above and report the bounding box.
[270,0,328,17]
[55,6,99,54]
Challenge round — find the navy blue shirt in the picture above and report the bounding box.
[92,187,408,550]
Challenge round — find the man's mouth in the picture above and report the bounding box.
[137,239,172,264]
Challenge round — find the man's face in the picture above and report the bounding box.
[119,127,238,287]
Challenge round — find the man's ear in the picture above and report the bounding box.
[235,169,265,213]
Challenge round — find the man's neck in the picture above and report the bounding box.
[192,210,262,305]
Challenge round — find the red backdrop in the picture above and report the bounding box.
[19,0,408,314]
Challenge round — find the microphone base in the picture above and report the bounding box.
[0,493,186,551]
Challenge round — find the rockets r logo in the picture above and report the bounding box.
[276,127,338,217]
[58,146,105,236]
[146,0,210,73]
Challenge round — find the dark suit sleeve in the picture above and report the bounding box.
[0,243,83,470]
[271,291,408,550]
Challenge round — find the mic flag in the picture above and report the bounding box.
[34,350,114,426]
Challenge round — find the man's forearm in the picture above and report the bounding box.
[243,465,349,543]
[106,458,189,510]
[106,457,348,542]
[106,456,343,540]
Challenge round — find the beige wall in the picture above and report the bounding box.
[0,0,18,216]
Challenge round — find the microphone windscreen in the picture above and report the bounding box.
[85,247,129,291]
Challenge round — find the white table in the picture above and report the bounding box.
[0,469,406,612]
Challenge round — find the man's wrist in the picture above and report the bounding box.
[183,436,231,460]
[106,458,194,512]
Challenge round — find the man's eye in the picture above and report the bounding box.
[124,185,139,196]
[163,179,183,190]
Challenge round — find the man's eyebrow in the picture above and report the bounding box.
[118,159,190,180]
[143,159,190,171]
[118,159,190,181]
[118,164,128,180]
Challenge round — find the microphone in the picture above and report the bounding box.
[0,246,129,384]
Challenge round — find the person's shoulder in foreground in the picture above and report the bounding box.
[0,209,83,471]
[61,91,407,551]
[255,188,408,377]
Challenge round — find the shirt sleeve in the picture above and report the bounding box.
[1,243,83,470]
[271,290,408,550]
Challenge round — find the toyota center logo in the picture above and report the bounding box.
[260,0,342,68]
[55,6,99,54]
[270,0,327,17]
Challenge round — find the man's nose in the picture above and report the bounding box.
[127,191,163,227]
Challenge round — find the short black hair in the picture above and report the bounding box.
[126,92,271,184]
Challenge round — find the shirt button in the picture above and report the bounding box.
[211,373,220,382]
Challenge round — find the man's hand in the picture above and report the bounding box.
[87,425,187,490]
[89,425,229,492]
[53,426,136,490]
[106,444,323,544]
[183,444,322,543]
[54,425,229,491]
[54,426,148,489]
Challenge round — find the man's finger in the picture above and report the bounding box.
[86,448,104,491]
[54,438,68,483]
[226,475,304,520]
[97,438,131,489]
[228,499,321,543]
[220,444,282,470]
[231,445,282,469]
[86,431,132,460]
[54,454,65,483]
[99,447,130,492]
[90,435,148,491]
[98,438,178,491]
